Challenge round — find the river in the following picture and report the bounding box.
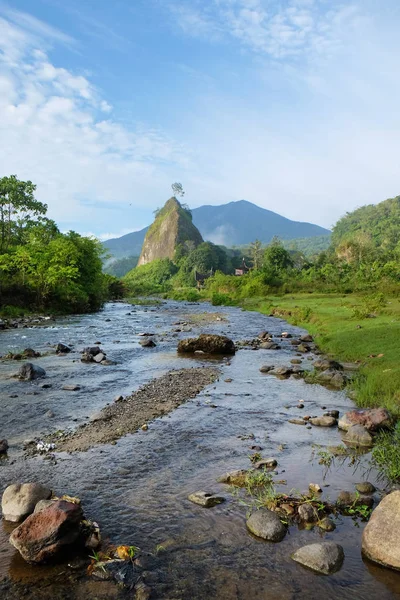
[0,300,399,599]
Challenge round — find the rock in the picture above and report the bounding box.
[140,339,156,348]
[258,331,269,340]
[313,359,343,371]
[355,482,376,495]
[337,491,374,508]
[62,384,81,391]
[135,582,152,600]
[188,491,225,507]
[338,408,392,432]
[288,418,306,425]
[260,342,280,350]
[280,503,295,516]
[315,369,347,388]
[269,366,293,377]
[22,348,40,358]
[254,458,277,469]
[17,363,46,381]
[300,334,313,343]
[45,410,54,418]
[281,332,292,338]
[343,424,373,447]
[2,483,52,522]
[297,344,310,353]
[309,416,337,427]
[178,334,235,355]
[292,542,344,574]
[298,503,317,522]
[92,352,105,362]
[217,470,248,486]
[93,558,140,588]
[56,343,71,354]
[290,359,302,365]
[0,439,9,455]
[324,410,339,419]
[309,483,322,494]
[141,424,148,431]
[34,499,56,513]
[362,491,400,570]
[10,500,83,564]
[246,509,287,542]
[81,347,105,362]
[259,365,274,373]
[318,517,336,532]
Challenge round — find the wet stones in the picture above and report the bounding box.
[259,365,274,373]
[260,341,280,350]
[0,439,9,455]
[178,334,235,355]
[313,359,343,371]
[318,517,336,532]
[362,491,400,570]
[297,503,317,523]
[292,542,344,574]
[253,458,277,469]
[343,424,373,447]
[2,483,52,522]
[56,343,72,354]
[17,362,46,380]
[288,418,306,426]
[314,369,347,389]
[188,491,225,507]
[217,470,248,486]
[337,491,374,509]
[338,408,392,432]
[81,346,108,364]
[62,384,81,391]
[140,339,156,348]
[246,509,287,542]
[309,416,337,427]
[355,482,376,495]
[10,500,83,564]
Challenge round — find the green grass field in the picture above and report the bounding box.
[239,293,400,415]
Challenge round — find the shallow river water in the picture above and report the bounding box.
[0,300,399,599]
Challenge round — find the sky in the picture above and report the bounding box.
[0,0,400,240]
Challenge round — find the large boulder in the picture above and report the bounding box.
[292,542,344,574]
[178,334,235,355]
[17,363,46,381]
[362,491,400,570]
[315,369,347,388]
[2,483,52,522]
[338,408,392,432]
[10,500,83,563]
[246,509,286,542]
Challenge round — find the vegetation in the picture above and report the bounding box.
[0,175,115,314]
[104,255,139,277]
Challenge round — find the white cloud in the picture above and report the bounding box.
[0,10,188,233]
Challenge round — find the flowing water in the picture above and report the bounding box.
[0,301,399,599]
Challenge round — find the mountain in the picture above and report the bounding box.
[137,197,203,266]
[103,199,330,260]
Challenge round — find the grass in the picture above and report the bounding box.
[241,292,400,416]
[371,422,400,482]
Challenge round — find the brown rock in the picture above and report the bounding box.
[338,408,392,432]
[362,491,400,570]
[10,500,83,563]
[178,334,235,355]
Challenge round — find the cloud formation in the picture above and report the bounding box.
[0,9,187,234]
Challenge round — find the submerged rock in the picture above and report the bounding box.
[254,458,277,469]
[140,339,156,348]
[292,542,344,574]
[178,334,235,355]
[217,470,248,486]
[355,482,376,495]
[17,362,46,380]
[2,483,52,522]
[318,517,336,532]
[297,503,317,523]
[259,365,274,373]
[338,408,392,432]
[56,343,72,354]
[362,491,400,570]
[188,491,225,507]
[0,439,9,455]
[246,509,287,542]
[310,416,337,427]
[10,500,83,563]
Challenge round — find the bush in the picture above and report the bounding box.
[211,292,233,306]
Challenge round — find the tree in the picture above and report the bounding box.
[249,239,263,270]
[171,182,185,198]
[0,175,47,252]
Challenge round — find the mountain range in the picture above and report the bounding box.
[103,199,330,260]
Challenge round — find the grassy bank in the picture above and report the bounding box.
[232,293,400,415]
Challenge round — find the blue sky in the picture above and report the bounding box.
[1,0,399,239]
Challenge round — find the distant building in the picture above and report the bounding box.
[235,258,250,276]
[195,268,213,289]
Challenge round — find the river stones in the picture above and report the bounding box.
[0,439,9,455]
[315,369,347,388]
[362,491,400,570]
[62,384,81,391]
[217,470,248,486]
[288,418,306,425]
[258,331,269,340]
[260,341,280,350]
[2,483,52,522]
[246,509,287,542]
[254,458,277,469]
[269,366,293,377]
[309,416,337,427]
[297,503,317,523]
[188,491,225,508]
[313,359,343,371]
[355,482,376,494]
[259,365,274,373]
[10,500,83,563]
[336,491,374,508]
[292,542,344,574]
[338,408,392,432]
[140,339,156,348]
[343,424,373,447]
[300,334,313,343]
[318,517,336,532]
[17,362,46,380]
[56,343,72,354]
[178,334,235,355]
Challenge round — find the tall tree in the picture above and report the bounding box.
[249,239,263,270]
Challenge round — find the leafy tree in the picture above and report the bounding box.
[171,182,185,197]
[249,239,263,270]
